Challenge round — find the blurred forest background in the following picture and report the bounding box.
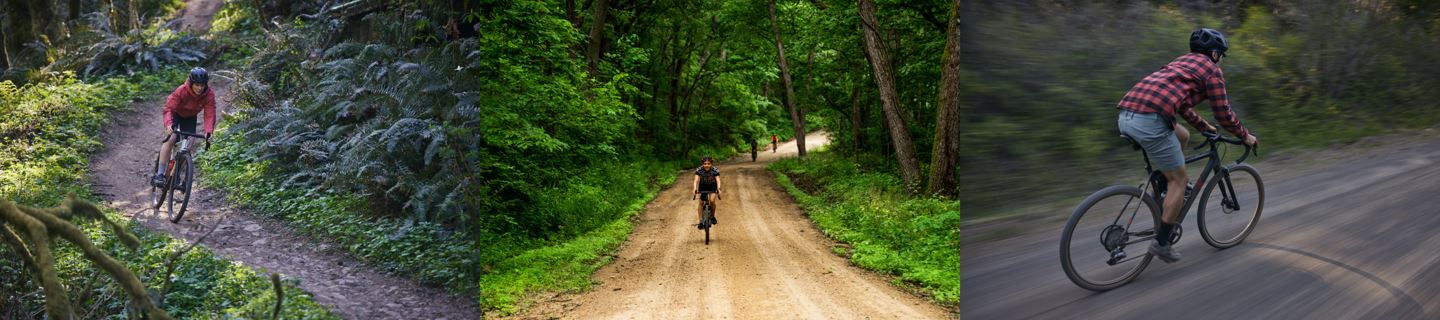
[961,0,1440,218]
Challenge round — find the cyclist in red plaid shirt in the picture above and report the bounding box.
[1116,28,1259,263]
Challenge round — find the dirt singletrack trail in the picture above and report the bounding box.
[509,133,951,319]
[87,77,479,318]
[173,0,225,33]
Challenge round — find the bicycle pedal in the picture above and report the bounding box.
[1107,249,1127,265]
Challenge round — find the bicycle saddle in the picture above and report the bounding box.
[1120,134,1143,151]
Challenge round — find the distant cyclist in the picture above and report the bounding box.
[771,134,778,153]
[1116,28,1257,262]
[151,68,216,187]
[692,156,721,228]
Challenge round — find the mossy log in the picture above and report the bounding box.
[0,194,173,320]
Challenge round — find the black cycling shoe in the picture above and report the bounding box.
[150,174,168,188]
[697,221,705,229]
[710,216,718,225]
[1149,243,1183,263]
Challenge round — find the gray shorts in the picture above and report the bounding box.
[1118,111,1183,172]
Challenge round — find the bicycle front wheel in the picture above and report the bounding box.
[172,156,195,223]
[704,207,713,245]
[1060,185,1159,291]
[1197,164,1264,249]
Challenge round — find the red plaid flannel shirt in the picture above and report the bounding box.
[1117,53,1248,138]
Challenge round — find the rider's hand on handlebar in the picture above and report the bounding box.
[1244,133,1258,148]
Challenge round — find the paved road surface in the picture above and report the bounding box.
[963,134,1440,319]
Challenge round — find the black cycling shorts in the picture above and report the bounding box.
[172,114,198,134]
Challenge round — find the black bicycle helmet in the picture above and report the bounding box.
[1189,28,1228,62]
[189,67,210,85]
[702,156,714,163]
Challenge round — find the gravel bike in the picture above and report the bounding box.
[693,191,719,245]
[1060,131,1263,291]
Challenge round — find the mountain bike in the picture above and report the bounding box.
[1060,131,1263,291]
[151,129,208,223]
[693,191,719,245]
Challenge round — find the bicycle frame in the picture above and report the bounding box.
[695,192,718,214]
[159,129,207,189]
[1109,132,1253,259]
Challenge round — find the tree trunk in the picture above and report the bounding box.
[251,0,265,30]
[586,0,610,78]
[679,47,714,115]
[27,0,56,45]
[0,27,7,70]
[859,0,922,192]
[128,0,140,32]
[771,0,806,157]
[3,0,35,69]
[68,0,80,21]
[0,7,9,70]
[566,0,581,30]
[668,49,687,128]
[850,85,862,152]
[928,0,960,197]
[105,0,119,32]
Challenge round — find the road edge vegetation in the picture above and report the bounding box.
[768,149,959,309]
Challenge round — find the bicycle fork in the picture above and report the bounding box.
[1217,172,1242,212]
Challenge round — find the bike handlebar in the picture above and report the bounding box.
[1194,131,1257,164]
[165,128,211,150]
[174,131,207,138]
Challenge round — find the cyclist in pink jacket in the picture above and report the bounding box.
[151,68,217,187]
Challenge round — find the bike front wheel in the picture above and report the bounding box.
[172,156,196,223]
[165,154,194,221]
[1197,164,1264,249]
[1060,185,1159,291]
[704,207,713,245]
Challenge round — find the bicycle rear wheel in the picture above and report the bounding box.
[1197,164,1264,249]
[151,153,166,209]
[1060,185,1159,291]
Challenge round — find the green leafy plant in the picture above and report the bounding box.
[769,150,959,306]
[44,13,210,78]
[0,71,333,318]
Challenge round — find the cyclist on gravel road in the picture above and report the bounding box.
[1116,28,1258,262]
[692,156,721,228]
[151,68,216,187]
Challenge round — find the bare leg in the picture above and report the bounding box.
[1174,123,1191,149]
[1161,167,1188,225]
[157,135,177,175]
